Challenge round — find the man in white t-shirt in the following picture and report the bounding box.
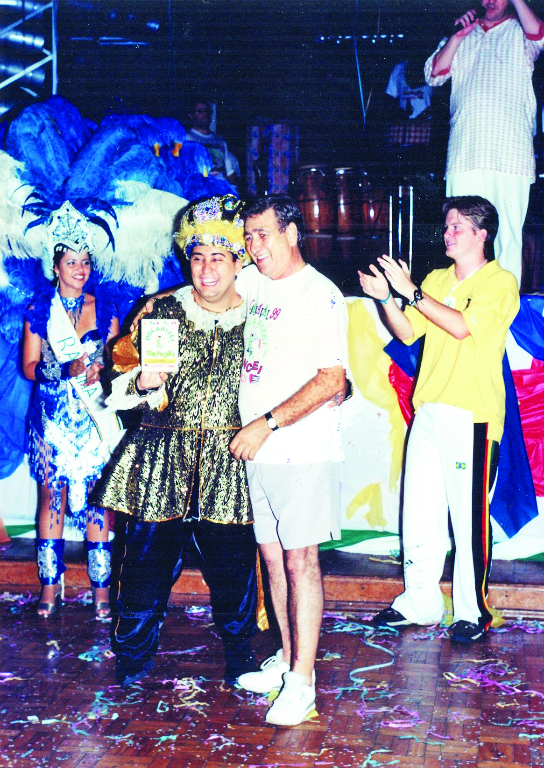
[230,194,349,727]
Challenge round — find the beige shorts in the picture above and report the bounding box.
[245,461,341,550]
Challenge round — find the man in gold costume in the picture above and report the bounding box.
[92,195,263,687]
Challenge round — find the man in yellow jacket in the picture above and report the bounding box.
[359,195,519,643]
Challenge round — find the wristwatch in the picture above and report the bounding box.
[408,285,423,306]
[265,411,279,431]
[135,375,156,396]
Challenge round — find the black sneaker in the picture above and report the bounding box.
[450,620,488,644]
[372,606,413,628]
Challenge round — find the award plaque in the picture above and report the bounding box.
[140,319,179,372]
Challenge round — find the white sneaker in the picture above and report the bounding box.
[237,649,289,693]
[265,670,316,726]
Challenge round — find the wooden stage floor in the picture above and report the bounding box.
[1,541,544,768]
[2,538,544,619]
[1,591,544,768]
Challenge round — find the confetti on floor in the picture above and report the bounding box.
[1,596,544,767]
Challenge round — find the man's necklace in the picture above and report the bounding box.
[191,289,244,314]
[448,261,486,298]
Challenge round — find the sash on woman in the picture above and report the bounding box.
[47,292,124,460]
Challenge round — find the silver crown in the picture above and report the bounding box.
[46,201,94,274]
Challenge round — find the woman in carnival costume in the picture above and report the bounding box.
[23,201,121,618]
[92,195,266,687]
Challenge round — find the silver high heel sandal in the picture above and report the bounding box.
[37,574,65,618]
[93,586,111,619]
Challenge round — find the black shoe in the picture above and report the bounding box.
[450,620,488,644]
[372,606,413,628]
[224,645,257,686]
[116,657,154,687]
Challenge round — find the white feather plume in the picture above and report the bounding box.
[91,183,188,293]
[0,151,44,263]
[0,159,187,292]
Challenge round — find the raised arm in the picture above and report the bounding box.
[358,263,415,341]
[375,255,470,340]
[430,8,480,75]
[511,0,543,35]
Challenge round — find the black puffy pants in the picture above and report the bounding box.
[114,516,258,678]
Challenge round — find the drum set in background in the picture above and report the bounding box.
[294,164,414,271]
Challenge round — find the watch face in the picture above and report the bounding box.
[410,286,422,304]
[267,416,278,429]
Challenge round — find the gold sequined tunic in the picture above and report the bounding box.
[92,287,251,524]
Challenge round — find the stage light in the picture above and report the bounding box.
[2,29,44,49]
[0,82,37,119]
[316,32,406,44]
[0,0,52,113]
[94,4,161,44]
[0,25,47,89]
[0,61,46,88]
[1,0,45,13]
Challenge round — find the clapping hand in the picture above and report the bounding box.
[86,361,103,386]
[358,264,390,301]
[376,255,416,300]
[69,354,105,386]
[359,255,417,302]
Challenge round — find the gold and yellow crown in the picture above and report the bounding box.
[174,195,248,265]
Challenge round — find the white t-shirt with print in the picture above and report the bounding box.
[236,264,349,464]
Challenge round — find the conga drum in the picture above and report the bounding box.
[335,167,363,233]
[303,233,334,263]
[361,174,389,236]
[294,165,336,233]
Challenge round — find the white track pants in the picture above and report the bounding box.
[392,403,498,627]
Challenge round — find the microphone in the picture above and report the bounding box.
[453,5,486,34]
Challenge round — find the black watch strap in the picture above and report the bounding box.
[265,411,279,431]
[135,375,159,396]
[408,285,423,306]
